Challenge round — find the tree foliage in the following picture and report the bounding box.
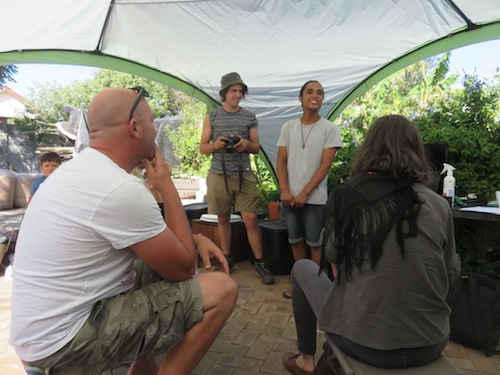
[250,154,280,215]
[89,70,194,118]
[418,74,500,277]
[11,68,200,147]
[416,73,500,199]
[0,65,18,87]
[7,58,500,273]
[330,54,499,202]
[164,101,211,177]
[329,54,462,189]
[9,59,500,200]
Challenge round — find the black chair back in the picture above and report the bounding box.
[424,143,449,193]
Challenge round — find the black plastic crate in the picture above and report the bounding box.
[259,220,294,275]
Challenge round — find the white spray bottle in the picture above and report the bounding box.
[441,163,456,206]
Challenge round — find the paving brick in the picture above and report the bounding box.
[261,350,288,374]
[1,253,500,374]
[217,353,263,371]
[446,340,468,357]
[268,312,292,330]
[193,351,221,374]
[209,340,248,357]
[449,356,477,371]
[234,310,271,325]
[204,363,234,375]
[233,369,267,375]
[466,347,500,374]
[233,329,260,347]
[221,317,248,337]
[246,336,275,360]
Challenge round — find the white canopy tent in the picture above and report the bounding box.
[1,0,499,171]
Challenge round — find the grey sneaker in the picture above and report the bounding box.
[255,262,275,285]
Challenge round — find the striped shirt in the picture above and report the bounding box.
[208,106,258,175]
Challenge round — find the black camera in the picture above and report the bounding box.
[225,135,241,153]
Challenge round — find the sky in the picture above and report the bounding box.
[5,39,500,97]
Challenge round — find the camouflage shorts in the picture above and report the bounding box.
[23,260,203,375]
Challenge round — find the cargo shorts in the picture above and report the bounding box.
[207,171,261,214]
[22,259,203,375]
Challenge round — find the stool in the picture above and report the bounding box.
[326,337,463,375]
[191,219,250,263]
[183,202,208,225]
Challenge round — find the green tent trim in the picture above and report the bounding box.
[327,21,500,121]
[1,20,499,185]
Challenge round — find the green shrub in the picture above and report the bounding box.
[164,101,211,178]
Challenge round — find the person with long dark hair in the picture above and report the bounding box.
[283,114,461,374]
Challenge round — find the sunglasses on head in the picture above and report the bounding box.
[128,86,150,121]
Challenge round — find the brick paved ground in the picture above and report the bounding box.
[0,204,498,374]
[1,259,500,374]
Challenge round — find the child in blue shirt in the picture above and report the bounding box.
[28,152,62,204]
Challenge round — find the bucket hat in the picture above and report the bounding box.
[220,72,247,92]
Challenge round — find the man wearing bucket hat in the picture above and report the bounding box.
[200,72,275,285]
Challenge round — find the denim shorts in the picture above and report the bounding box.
[281,204,325,247]
[23,259,203,375]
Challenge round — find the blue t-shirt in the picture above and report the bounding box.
[29,175,47,196]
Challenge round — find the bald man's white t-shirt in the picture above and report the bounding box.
[10,147,166,361]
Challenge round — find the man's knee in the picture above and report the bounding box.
[241,212,258,228]
[217,272,238,304]
[198,272,238,309]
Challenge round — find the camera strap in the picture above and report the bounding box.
[221,153,243,199]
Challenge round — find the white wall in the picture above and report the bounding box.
[0,91,26,119]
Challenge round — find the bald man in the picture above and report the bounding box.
[10,87,238,375]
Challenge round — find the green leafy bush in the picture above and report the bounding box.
[416,74,500,200]
[250,154,279,216]
[164,101,211,177]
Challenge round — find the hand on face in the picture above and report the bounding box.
[140,146,171,191]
